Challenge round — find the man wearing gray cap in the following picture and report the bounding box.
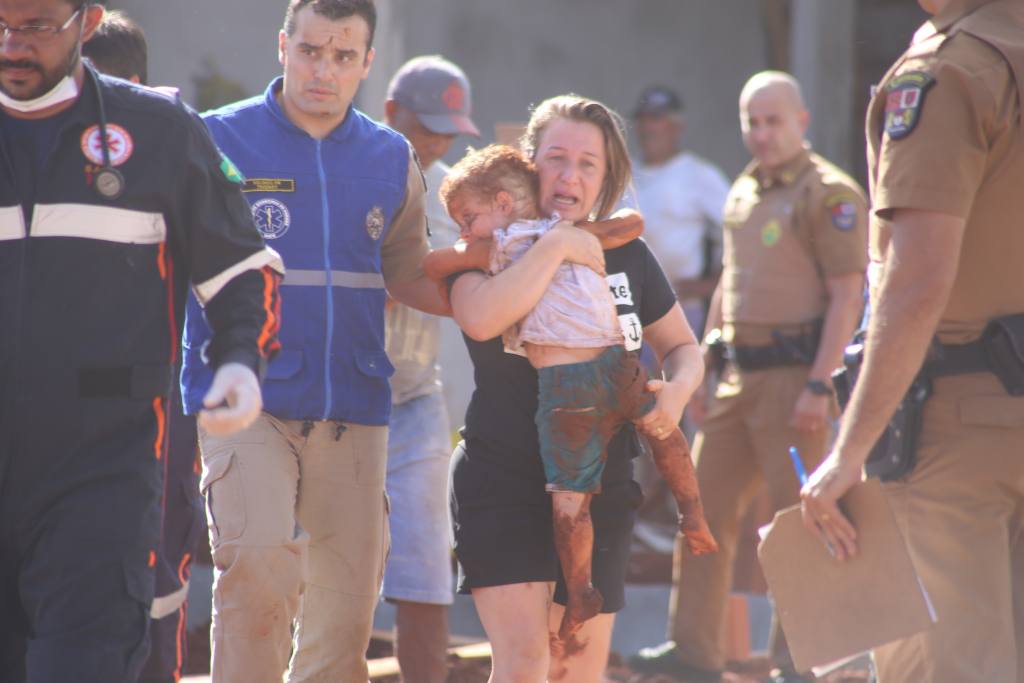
[380,55,479,683]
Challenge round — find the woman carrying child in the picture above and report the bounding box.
[444,95,707,682]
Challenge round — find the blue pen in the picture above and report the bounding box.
[789,446,808,486]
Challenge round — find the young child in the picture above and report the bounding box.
[428,145,718,644]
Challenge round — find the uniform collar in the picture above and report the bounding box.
[918,0,996,40]
[263,76,357,143]
[750,144,812,190]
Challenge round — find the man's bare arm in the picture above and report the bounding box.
[422,239,490,281]
[799,209,966,558]
[832,210,964,463]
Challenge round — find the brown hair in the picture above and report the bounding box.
[521,94,631,220]
[83,10,148,84]
[283,0,376,50]
[439,145,540,221]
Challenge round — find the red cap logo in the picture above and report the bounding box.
[442,82,465,112]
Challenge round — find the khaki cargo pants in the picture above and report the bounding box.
[669,364,832,673]
[873,373,1024,683]
[199,413,389,683]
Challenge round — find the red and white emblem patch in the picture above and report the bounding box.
[80,124,134,167]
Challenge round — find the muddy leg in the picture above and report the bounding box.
[649,428,719,555]
[551,491,604,648]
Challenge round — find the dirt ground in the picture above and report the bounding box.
[186,625,871,682]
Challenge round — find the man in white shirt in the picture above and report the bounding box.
[631,86,731,337]
[381,54,478,683]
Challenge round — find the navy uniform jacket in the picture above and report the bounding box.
[0,67,282,453]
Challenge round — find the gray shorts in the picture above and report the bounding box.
[382,392,454,605]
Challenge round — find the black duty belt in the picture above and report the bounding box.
[727,324,821,372]
[729,343,809,371]
[923,338,990,378]
[79,365,171,399]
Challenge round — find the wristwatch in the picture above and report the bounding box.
[805,379,835,396]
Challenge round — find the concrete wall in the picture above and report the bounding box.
[365,0,769,178]
[111,0,284,104]
[113,0,769,179]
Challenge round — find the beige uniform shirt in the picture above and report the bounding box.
[386,161,459,405]
[380,147,430,286]
[721,148,868,345]
[866,0,1024,344]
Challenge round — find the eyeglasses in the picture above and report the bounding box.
[0,6,84,43]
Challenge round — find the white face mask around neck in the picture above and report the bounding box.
[0,74,79,113]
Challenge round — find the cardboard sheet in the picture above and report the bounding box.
[757,478,936,673]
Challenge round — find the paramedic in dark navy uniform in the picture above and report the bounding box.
[0,2,283,682]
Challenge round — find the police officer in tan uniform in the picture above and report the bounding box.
[802,1,1024,682]
[631,71,868,683]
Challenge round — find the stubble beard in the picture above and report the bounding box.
[0,44,79,101]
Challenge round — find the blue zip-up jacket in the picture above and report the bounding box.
[182,78,410,424]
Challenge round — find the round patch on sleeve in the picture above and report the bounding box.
[883,71,935,140]
[826,195,859,231]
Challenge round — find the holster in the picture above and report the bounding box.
[704,328,727,376]
[833,311,1024,481]
[983,312,1024,395]
[833,334,931,481]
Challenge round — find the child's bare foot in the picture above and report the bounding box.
[679,515,719,555]
[558,584,604,642]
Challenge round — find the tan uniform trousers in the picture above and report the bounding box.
[873,373,1024,683]
[198,414,390,683]
[669,364,831,672]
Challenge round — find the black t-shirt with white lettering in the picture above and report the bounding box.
[451,237,677,508]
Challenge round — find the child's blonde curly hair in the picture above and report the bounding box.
[439,144,540,221]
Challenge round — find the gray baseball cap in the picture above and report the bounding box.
[387,55,480,137]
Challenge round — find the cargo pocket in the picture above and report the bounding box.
[266,349,303,381]
[199,452,246,547]
[356,350,395,379]
[959,394,1024,429]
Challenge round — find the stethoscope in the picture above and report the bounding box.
[88,68,125,200]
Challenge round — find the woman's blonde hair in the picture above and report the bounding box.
[439,144,540,220]
[520,94,632,220]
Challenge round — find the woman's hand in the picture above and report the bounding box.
[545,221,605,275]
[636,377,691,441]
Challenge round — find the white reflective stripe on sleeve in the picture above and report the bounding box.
[32,203,166,243]
[149,578,190,620]
[0,205,25,241]
[193,246,285,305]
[282,269,386,289]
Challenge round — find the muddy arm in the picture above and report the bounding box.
[577,208,644,250]
[422,208,643,282]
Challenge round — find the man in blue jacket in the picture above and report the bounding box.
[181,1,445,681]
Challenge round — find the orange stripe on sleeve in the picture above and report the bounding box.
[257,266,282,358]
[152,397,166,461]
